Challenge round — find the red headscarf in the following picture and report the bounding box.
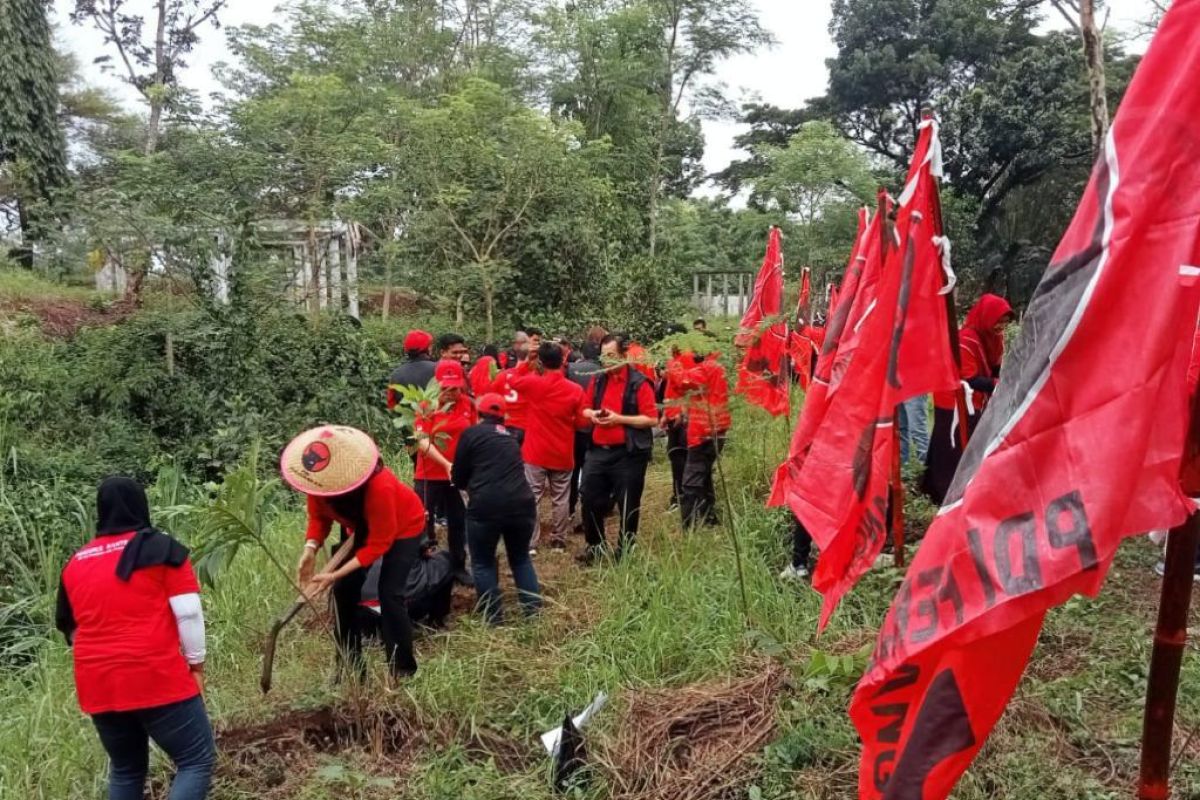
[961,294,1014,371]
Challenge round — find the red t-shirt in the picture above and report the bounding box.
[415,396,475,481]
[491,368,529,430]
[62,532,201,715]
[305,467,426,565]
[663,356,689,423]
[512,367,588,471]
[677,356,732,447]
[468,357,497,398]
[588,368,658,447]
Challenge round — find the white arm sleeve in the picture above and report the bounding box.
[168,593,206,665]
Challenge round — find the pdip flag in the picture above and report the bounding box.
[770,118,958,627]
[851,4,1200,798]
[737,226,790,416]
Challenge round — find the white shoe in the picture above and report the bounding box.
[779,564,810,582]
[529,548,538,558]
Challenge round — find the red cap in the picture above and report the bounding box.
[477,393,506,417]
[435,360,466,389]
[403,330,433,351]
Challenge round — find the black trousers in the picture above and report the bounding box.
[414,479,466,569]
[332,536,421,678]
[581,447,650,554]
[791,516,813,569]
[569,431,591,517]
[680,437,725,528]
[666,420,688,505]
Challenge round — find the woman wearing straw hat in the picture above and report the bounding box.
[282,426,427,679]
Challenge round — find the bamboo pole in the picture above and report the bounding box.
[1138,377,1200,798]
[876,188,906,567]
[1137,513,1197,799]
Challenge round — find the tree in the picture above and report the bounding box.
[1047,0,1109,152]
[538,0,705,250]
[751,123,874,228]
[0,0,69,265]
[386,79,612,340]
[71,0,227,154]
[822,0,1039,169]
[708,103,812,197]
[643,0,771,256]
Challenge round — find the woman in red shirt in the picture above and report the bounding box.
[921,294,1015,504]
[55,477,215,800]
[285,426,427,679]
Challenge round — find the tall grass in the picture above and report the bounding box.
[1,402,1197,799]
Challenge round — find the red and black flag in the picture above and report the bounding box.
[790,268,815,388]
[771,119,959,625]
[737,226,790,416]
[767,206,874,507]
[851,5,1200,797]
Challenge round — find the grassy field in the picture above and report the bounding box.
[1,401,1197,800]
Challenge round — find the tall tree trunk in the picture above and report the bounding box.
[484,278,495,343]
[648,13,681,260]
[144,0,168,155]
[1080,0,1109,153]
[456,292,465,327]
[382,259,392,321]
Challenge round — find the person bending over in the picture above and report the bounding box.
[286,426,426,680]
[452,394,542,624]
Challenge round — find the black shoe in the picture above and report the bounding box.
[453,568,474,586]
[549,537,568,551]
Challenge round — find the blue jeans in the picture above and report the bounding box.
[898,395,930,465]
[92,694,215,800]
[466,508,542,625]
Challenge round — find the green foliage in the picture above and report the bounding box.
[162,445,288,588]
[0,0,69,249]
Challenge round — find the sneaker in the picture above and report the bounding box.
[548,537,568,551]
[453,568,474,587]
[779,564,810,582]
[529,548,538,558]
[1154,561,1166,577]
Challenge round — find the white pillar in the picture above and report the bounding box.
[329,235,342,312]
[346,225,360,319]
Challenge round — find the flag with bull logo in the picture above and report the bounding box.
[851,5,1200,798]
[737,226,790,416]
[771,120,959,626]
[768,206,876,509]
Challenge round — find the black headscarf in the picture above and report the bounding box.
[96,476,189,581]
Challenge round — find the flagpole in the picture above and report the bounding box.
[1137,385,1200,800]
[877,187,906,568]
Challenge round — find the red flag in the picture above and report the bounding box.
[851,6,1200,798]
[774,116,971,624]
[737,226,790,415]
[767,206,875,507]
[888,118,960,400]
[790,269,815,388]
[786,190,933,627]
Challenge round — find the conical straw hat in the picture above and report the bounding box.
[280,426,379,496]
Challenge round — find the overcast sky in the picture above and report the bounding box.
[52,0,1159,181]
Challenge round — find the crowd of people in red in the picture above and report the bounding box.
[52,303,1043,800]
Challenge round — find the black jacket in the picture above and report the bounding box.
[567,358,603,392]
[451,421,536,517]
[389,356,436,392]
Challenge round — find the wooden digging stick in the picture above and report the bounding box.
[260,537,356,694]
